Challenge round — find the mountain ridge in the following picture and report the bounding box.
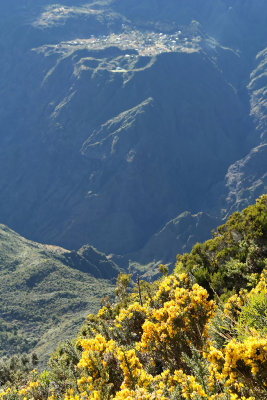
[0,224,119,364]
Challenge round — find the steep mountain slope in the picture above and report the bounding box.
[0,0,266,266]
[0,225,119,363]
[217,46,267,216]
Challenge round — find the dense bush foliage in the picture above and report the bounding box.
[175,195,267,297]
[0,354,38,387]
[0,196,266,399]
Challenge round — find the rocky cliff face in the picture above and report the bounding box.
[0,0,266,266]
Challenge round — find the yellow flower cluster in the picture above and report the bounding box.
[97,306,109,319]
[77,334,154,397]
[115,302,150,325]
[248,269,267,296]
[0,379,42,400]
[223,336,267,378]
[223,289,248,319]
[110,368,209,399]
[0,388,11,399]
[138,283,215,369]
[206,338,266,395]
[155,273,190,304]
[78,334,116,364]
[77,334,117,397]
[116,348,152,390]
[113,387,162,400]
[114,302,150,341]
[172,370,207,399]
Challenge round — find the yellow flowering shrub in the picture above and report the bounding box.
[138,281,216,371]
[77,335,152,396]
[76,334,123,397]
[223,289,248,320]
[113,388,158,399]
[250,269,267,294]
[205,334,267,399]
[206,271,267,399]
[154,273,191,305]
[114,302,150,343]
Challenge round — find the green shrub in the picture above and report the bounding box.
[237,290,267,339]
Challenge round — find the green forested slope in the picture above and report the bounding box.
[0,225,119,364]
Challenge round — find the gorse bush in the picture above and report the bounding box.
[0,196,266,399]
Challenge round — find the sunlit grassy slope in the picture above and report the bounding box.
[0,225,119,364]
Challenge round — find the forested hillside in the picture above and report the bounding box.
[0,225,119,364]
